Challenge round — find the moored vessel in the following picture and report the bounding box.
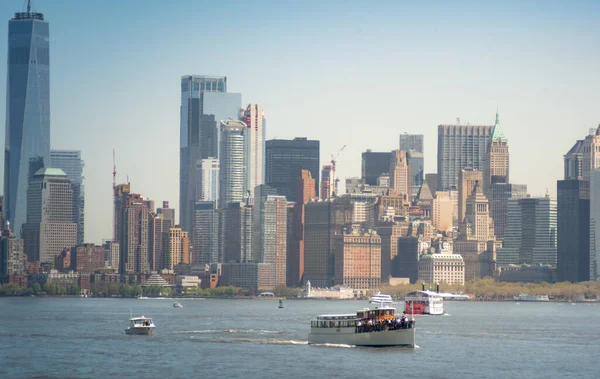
[308,306,415,347]
[404,291,444,315]
[513,293,549,302]
[369,293,393,305]
[125,316,155,335]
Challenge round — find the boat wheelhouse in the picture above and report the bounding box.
[125,316,156,335]
[404,291,444,315]
[308,306,415,347]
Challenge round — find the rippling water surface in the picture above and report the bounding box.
[0,297,598,378]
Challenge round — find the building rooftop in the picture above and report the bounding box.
[490,111,507,143]
[34,168,67,177]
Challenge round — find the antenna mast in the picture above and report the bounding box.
[27,0,31,13]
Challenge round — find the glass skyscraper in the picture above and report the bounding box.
[3,7,50,236]
[50,150,85,245]
[179,75,241,231]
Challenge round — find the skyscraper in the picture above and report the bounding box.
[149,213,172,271]
[458,169,483,224]
[243,104,266,198]
[262,195,287,287]
[399,134,424,154]
[389,150,410,199]
[484,112,509,194]
[179,75,241,232]
[22,169,77,264]
[119,193,150,274]
[201,158,219,203]
[222,202,253,263]
[498,195,557,267]
[320,165,333,200]
[219,120,247,208]
[192,201,219,266]
[265,138,320,201]
[557,180,589,282]
[407,150,424,198]
[334,228,381,291]
[489,183,528,240]
[581,126,600,181]
[437,124,493,191]
[4,6,50,236]
[164,227,190,270]
[361,150,391,186]
[50,150,85,245]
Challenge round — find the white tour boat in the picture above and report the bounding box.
[125,316,156,335]
[369,293,393,305]
[513,293,549,302]
[308,306,415,347]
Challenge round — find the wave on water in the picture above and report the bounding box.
[310,343,355,349]
[175,329,282,335]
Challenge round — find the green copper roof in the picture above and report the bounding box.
[34,168,67,177]
[490,111,507,143]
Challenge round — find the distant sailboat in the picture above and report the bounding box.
[279,299,284,309]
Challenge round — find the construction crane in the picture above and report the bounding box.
[330,145,346,197]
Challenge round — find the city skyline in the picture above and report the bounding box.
[0,1,599,244]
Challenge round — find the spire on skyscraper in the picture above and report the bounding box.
[490,110,507,143]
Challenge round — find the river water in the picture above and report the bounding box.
[0,297,598,379]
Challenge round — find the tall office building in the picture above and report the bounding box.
[119,193,150,274]
[4,6,50,236]
[50,150,85,245]
[22,169,77,264]
[564,140,584,180]
[589,170,600,282]
[265,138,320,201]
[243,104,266,198]
[489,183,528,239]
[498,195,557,267]
[437,124,493,191]
[157,201,175,223]
[484,112,509,194]
[389,150,410,198]
[222,202,253,263]
[557,180,589,282]
[262,195,287,286]
[320,165,333,200]
[201,158,219,203]
[149,213,172,271]
[253,184,279,262]
[407,151,424,198]
[458,170,483,224]
[581,126,600,181]
[179,75,241,232]
[399,134,424,154]
[192,201,219,266]
[361,150,391,186]
[219,120,247,207]
[113,183,131,243]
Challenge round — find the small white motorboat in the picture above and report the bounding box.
[125,316,155,335]
[173,302,183,308]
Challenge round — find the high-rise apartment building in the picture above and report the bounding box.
[399,134,424,154]
[498,195,557,267]
[243,104,266,198]
[113,183,131,243]
[149,213,172,271]
[437,124,493,191]
[265,138,320,201]
[581,126,600,181]
[71,244,104,274]
[219,120,247,208]
[484,112,509,194]
[50,150,85,245]
[557,180,589,282]
[489,183,527,240]
[334,227,381,291]
[165,227,190,270]
[262,195,287,287]
[389,150,410,199]
[0,225,25,278]
[407,151,424,198]
[320,165,333,200]
[4,6,50,236]
[361,150,391,186]
[119,193,150,274]
[179,75,241,232]
[157,201,175,223]
[201,158,219,203]
[458,170,483,224]
[103,240,119,271]
[192,201,219,266]
[22,169,77,264]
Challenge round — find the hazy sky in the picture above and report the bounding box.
[0,0,598,244]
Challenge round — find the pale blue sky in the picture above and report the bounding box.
[0,0,599,244]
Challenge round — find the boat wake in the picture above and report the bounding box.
[186,336,308,346]
[175,329,281,335]
[310,343,355,349]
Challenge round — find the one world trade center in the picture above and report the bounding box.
[3,3,50,236]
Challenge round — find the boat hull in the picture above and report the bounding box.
[125,326,155,335]
[308,327,415,347]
